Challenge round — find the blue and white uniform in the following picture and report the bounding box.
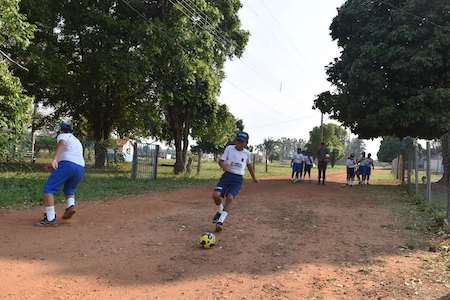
[43,133,85,196]
[358,157,368,177]
[346,158,356,178]
[292,152,304,173]
[214,145,252,198]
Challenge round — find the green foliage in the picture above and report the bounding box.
[314,0,450,139]
[193,104,237,155]
[306,123,346,160]
[276,137,306,160]
[346,138,366,158]
[0,0,35,154]
[377,136,416,162]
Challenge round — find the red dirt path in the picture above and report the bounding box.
[0,171,449,299]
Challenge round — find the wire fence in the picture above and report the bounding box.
[392,139,450,224]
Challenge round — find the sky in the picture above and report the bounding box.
[218,0,381,158]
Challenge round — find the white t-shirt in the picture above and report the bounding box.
[57,133,85,167]
[220,145,252,176]
[305,155,313,165]
[346,158,356,168]
[292,153,304,164]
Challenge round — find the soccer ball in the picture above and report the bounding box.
[199,232,216,249]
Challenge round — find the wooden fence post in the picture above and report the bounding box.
[131,142,138,180]
[415,144,419,195]
[196,151,201,176]
[426,141,432,202]
[153,145,159,180]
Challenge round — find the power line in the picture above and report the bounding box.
[172,0,281,92]
[119,0,294,121]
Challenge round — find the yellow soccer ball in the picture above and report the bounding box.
[199,232,216,249]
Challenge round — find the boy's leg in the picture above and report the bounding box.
[62,165,84,220]
[322,165,327,184]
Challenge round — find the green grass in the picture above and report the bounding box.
[1,160,347,208]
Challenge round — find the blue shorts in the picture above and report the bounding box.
[292,163,303,173]
[43,161,85,195]
[347,167,355,177]
[359,165,368,177]
[214,172,243,198]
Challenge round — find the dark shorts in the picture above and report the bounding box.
[214,172,244,198]
[359,165,368,177]
[43,161,85,195]
[292,162,303,173]
[367,167,372,176]
[304,164,312,172]
[347,167,355,177]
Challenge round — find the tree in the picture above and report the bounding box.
[192,104,237,158]
[0,0,35,157]
[306,123,346,162]
[346,138,366,159]
[313,0,450,178]
[276,138,306,160]
[19,0,161,168]
[377,136,416,163]
[257,138,280,173]
[142,0,249,174]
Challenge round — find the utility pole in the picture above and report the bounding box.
[320,113,324,143]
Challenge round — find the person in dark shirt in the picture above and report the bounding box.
[317,142,329,185]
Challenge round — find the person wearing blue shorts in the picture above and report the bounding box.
[37,122,85,226]
[357,152,368,185]
[212,132,258,232]
[291,148,304,183]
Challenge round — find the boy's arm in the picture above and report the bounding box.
[52,141,65,169]
[247,163,258,183]
[218,160,231,173]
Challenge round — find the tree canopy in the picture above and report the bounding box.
[306,123,346,162]
[0,0,35,153]
[314,0,450,139]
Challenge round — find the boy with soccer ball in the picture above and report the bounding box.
[212,132,258,232]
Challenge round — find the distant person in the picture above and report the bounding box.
[290,148,304,183]
[346,153,356,186]
[37,122,85,226]
[317,143,329,185]
[366,153,375,184]
[357,151,368,185]
[211,132,258,232]
[303,150,314,183]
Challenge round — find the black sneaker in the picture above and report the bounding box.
[62,205,76,220]
[215,222,223,232]
[35,214,57,227]
[212,212,221,224]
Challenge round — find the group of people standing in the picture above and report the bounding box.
[346,152,374,186]
[290,143,375,186]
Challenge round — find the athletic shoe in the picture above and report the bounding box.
[35,214,57,227]
[212,212,221,224]
[215,222,223,232]
[62,205,76,220]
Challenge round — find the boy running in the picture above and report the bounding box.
[346,153,356,186]
[212,132,258,232]
[303,150,314,183]
[366,153,375,184]
[37,122,85,226]
[291,148,304,183]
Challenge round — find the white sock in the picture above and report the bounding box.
[46,206,56,221]
[218,203,224,212]
[67,197,75,208]
[218,211,228,223]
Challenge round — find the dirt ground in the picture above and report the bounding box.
[0,171,449,300]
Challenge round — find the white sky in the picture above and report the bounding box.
[218,0,381,158]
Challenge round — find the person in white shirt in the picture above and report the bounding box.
[37,122,85,226]
[346,153,356,186]
[290,148,304,182]
[303,150,314,183]
[212,132,258,232]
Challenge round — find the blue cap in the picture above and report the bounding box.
[236,131,249,142]
[60,122,72,132]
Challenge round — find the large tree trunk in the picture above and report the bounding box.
[438,133,449,184]
[93,120,111,169]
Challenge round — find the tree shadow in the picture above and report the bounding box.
[0,177,441,295]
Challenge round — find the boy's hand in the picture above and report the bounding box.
[51,159,59,170]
